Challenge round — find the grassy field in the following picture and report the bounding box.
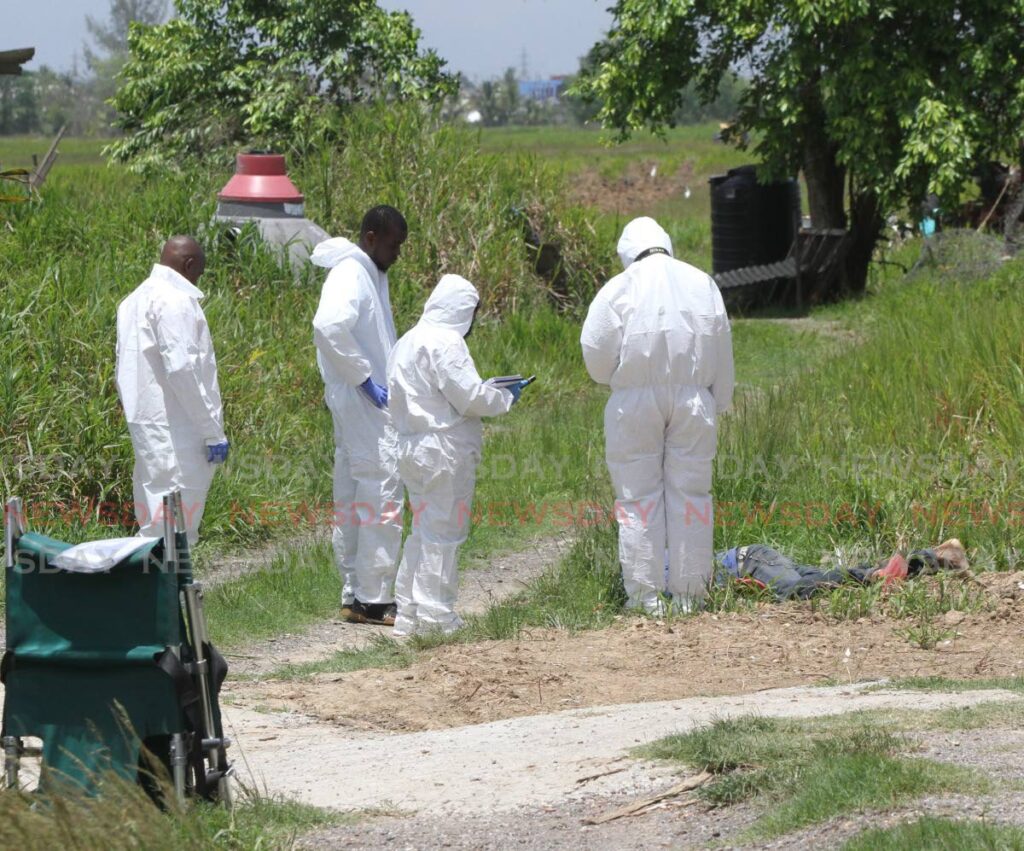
[0,116,805,563]
[480,123,752,272]
[477,124,747,182]
[1,115,616,563]
[0,135,107,170]
[4,116,1022,629]
[3,114,1024,848]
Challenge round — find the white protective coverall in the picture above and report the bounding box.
[116,264,226,545]
[386,275,514,634]
[580,217,735,612]
[311,237,402,605]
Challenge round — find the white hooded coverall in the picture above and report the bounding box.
[312,238,402,606]
[386,275,514,634]
[580,217,735,612]
[115,264,226,545]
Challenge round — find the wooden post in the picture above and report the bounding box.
[794,229,804,312]
[29,124,66,191]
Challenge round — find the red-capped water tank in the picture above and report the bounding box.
[214,152,329,272]
[218,153,303,206]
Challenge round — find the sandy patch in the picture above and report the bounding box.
[569,161,696,213]
[229,572,1024,733]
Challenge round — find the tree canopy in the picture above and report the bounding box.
[86,0,169,134]
[574,0,1024,295]
[85,0,168,63]
[107,0,457,170]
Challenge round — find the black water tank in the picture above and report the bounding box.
[709,165,801,274]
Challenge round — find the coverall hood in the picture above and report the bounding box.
[617,216,674,269]
[386,272,514,637]
[422,274,479,337]
[310,237,379,280]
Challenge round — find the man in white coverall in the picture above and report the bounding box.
[311,206,407,626]
[580,217,734,614]
[387,274,524,635]
[116,236,229,546]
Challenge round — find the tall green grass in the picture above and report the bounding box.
[0,108,615,557]
[298,108,616,317]
[712,259,1024,569]
[0,779,345,850]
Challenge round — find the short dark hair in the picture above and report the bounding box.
[360,205,407,238]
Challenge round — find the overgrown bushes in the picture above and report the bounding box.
[296,105,612,320]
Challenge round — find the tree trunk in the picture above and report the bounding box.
[803,137,846,229]
[801,136,853,302]
[802,132,884,300]
[843,190,883,295]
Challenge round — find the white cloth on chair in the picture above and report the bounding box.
[52,536,160,573]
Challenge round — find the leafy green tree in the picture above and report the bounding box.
[0,75,40,136]
[85,0,168,60]
[107,0,457,170]
[499,68,522,124]
[476,80,505,127]
[84,0,168,134]
[672,73,745,125]
[561,75,600,126]
[573,0,1024,296]
[33,67,81,135]
[473,69,524,127]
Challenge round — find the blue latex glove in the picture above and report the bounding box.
[206,440,230,464]
[508,379,530,404]
[360,377,389,409]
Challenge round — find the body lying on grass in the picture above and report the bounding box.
[714,538,970,601]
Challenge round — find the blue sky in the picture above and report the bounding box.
[4,0,615,81]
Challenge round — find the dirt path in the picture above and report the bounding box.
[221,570,1024,842]
[226,534,574,677]
[195,529,330,589]
[223,683,1018,818]
[227,571,1024,731]
[295,723,1024,849]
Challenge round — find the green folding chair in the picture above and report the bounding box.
[2,492,232,805]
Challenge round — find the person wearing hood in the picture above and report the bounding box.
[116,235,228,546]
[580,217,734,615]
[386,275,524,635]
[311,205,407,626]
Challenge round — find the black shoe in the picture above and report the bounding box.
[341,599,373,624]
[342,599,396,626]
[374,603,397,627]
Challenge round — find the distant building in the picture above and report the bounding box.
[518,77,568,103]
